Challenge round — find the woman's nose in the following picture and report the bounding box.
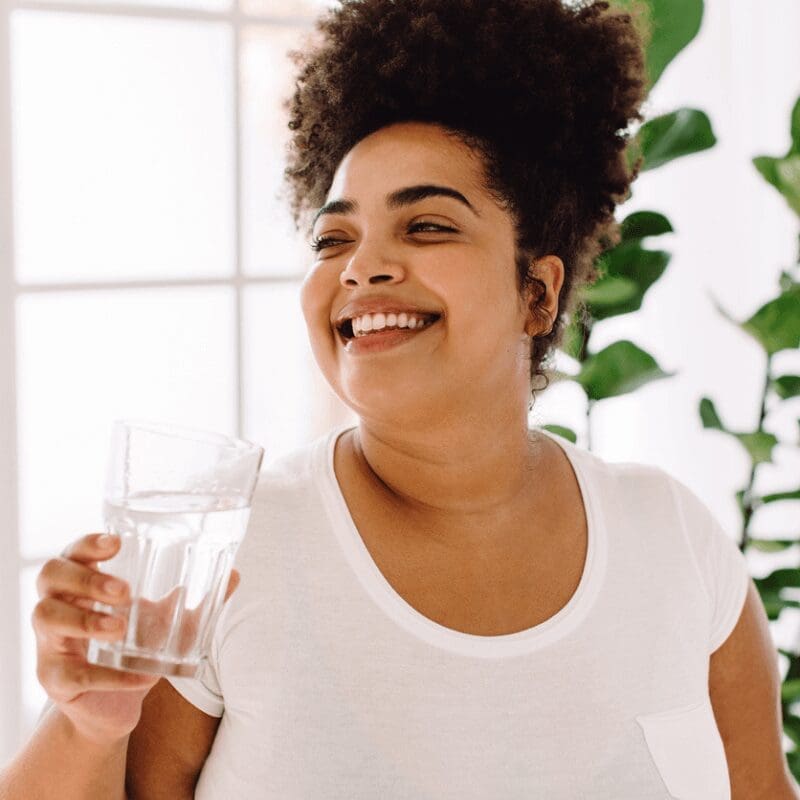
[339,244,405,287]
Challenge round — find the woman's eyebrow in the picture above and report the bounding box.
[312,184,479,228]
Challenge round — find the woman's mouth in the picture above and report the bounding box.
[336,314,442,354]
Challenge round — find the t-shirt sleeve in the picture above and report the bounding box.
[667,473,751,654]
[165,599,229,717]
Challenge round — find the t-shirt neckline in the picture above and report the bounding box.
[316,423,607,658]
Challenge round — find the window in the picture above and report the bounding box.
[1,0,353,761]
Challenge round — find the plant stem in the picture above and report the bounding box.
[740,365,773,553]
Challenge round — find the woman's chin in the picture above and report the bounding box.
[341,390,441,427]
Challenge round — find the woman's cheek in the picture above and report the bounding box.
[299,269,331,339]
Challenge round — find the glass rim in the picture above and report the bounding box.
[112,418,263,457]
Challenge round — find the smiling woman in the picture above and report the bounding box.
[3,1,793,799]
[299,122,565,447]
[286,0,652,402]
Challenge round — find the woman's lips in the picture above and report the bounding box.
[341,319,440,354]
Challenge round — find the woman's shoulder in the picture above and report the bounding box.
[249,424,347,502]
[532,426,674,491]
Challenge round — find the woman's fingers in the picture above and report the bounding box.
[36,547,129,605]
[36,535,240,669]
[39,658,159,703]
[60,532,122,564]
[32,597,127,642]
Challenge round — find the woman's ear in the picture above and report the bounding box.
[523,255,564,336]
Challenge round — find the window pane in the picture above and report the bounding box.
[16,287,237,560]
[240,25,313,277]
[11,12,235,284]
[241,0,334,19]
[39,0,232,10]
[243,283,352,461]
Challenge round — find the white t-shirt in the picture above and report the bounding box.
[167,424,750,799]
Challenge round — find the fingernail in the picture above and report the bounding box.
[97,534,116,548]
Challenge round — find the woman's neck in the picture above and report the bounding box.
[342,417,552,550]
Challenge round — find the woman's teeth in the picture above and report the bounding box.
[351,312,434,337]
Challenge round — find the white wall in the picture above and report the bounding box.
[533,0,800,665]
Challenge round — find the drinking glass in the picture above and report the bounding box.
[86,419,264,678]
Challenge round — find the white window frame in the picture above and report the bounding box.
[1,0,22,765]
[0,0,319,763]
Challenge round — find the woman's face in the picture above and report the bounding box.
[300,121,553,427]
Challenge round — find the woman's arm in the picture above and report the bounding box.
[0,679,221,800]
[0,704,129,800]
[0,678,220,800]
[709,579,800,799]
[125,678,222,799]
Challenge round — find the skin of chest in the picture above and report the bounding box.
[334,429,588,636]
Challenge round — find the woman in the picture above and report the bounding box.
[2,0,794,797]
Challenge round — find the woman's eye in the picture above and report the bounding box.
[311,222,457,252]
[408,222,457,234]
[310,235,349,252]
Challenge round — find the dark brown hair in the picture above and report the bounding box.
[283,0,650,399]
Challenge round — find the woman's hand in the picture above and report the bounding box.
[32,532,240,745]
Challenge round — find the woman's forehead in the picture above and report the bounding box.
[326,123,487,206]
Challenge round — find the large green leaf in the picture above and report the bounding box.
[620,210,674,242]
[779,268,800,293]
[540,424,577,444]
[754,568,800,621]
[761,598,800,622]
[699,397,779,466]
[787,747,800,779]
[581,241,670,321]
[710,284,800,356]
[773,375,800,400]
[741,285,800,356]
[560,317,588,361]
[752,96,800,218]
[638,0,704,91]
[636,108,717,171]
[753,155,800,217]
[749,538,800,554]
[784,713,800,748]
[783,680,800,704]
[575,340,676,401]
[582,275,640,307]
[699,396,724,430]
[754,568,800,592]
[761,489,800,504]
[737,431,780,466]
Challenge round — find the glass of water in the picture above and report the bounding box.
[86,419,264,678]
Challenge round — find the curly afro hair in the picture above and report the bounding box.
[283,0,650,399]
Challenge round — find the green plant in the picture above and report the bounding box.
[702,97,800,779]
[542,0,714,444]
[542,0,800,781]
